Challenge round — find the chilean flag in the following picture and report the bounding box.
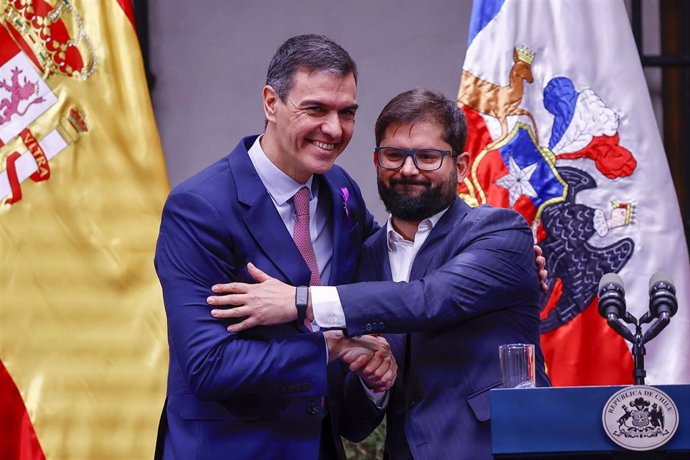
[458,0,690,385]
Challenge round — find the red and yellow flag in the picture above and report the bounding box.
[0,1,168,458]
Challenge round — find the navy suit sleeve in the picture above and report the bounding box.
[338,166,379,239]
[363,208,378,240]
[337,208,539,336]
[155,190,327,400]
[337,372,386,442]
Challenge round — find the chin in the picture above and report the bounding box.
[312,150,340,167]
[311,159,337,175]
[394,185,428,196]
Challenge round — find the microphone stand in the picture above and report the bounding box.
[631,327,646,386]
[606,311,671,385]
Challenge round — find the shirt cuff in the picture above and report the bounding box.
[311,286,346,328]
[361,379,389,409]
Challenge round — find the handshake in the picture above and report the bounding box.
[323,330,397,393]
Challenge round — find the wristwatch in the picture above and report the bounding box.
[295,286,309,322]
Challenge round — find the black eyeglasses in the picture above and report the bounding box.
[375,147,457,171]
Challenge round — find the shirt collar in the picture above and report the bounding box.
[247,135,315,205]
[386,207,449,252]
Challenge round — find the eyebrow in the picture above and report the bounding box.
[298,99,359,111]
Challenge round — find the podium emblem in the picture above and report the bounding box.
[602,386,679,451]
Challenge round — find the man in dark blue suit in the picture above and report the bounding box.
[209,89,551,459]
[154,35,396,460]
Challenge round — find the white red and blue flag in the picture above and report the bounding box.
[458,0,690,385]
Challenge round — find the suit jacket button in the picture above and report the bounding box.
[307,402,319,415]
[378,322,385,330]
[365,323,373,332]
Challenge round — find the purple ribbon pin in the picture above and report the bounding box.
[340,187,351,228]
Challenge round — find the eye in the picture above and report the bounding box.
[304,106,326,116]
[339,109,356,120]
[383,149,404,161]
[416,150,441,163]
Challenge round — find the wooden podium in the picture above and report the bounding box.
[490,385,690,459]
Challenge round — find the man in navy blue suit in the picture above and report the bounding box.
[154,35,397,460]
[208,89,551,459]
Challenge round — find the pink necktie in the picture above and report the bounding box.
[292,187,321,286]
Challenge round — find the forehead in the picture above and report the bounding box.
[286,69,357,105]
[381,120,447,147]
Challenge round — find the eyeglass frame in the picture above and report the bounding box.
[374,146,459,172]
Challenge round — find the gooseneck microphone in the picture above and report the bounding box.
[597,273,635,342]
[597,272,679,385]
[641,273,677,343]
[648,272,678,319]
[598,273,625,319]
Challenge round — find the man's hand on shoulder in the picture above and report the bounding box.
[208,263,298,332]
[534,244,548,291]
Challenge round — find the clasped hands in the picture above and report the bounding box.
[208,263,396,392]
[324,330,397,393]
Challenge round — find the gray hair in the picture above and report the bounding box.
[266,34,358,101]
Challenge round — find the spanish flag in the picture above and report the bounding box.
[0,1,168,458]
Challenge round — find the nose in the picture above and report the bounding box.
[321,112,342,139]
[399,155,419,176]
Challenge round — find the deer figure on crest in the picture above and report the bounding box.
[458,47,538,150]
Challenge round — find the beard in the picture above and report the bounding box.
[377,170,457,221]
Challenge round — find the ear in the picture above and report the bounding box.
[456,152,471,183]
[263,85,279,123]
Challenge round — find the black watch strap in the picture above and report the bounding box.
[295,286,308,323]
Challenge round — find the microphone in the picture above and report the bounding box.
[598,273,626,319]
[648,272,678,319]
[598,273,636,342]
[597,272,679,384]
[642,273,677,343]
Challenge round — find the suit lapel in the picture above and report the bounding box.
[409,198,469,280]
[360,226,392,282]
[230,141,311,286]
[318,176,343,283]
[377,232,393,282]
[322,175,363,285]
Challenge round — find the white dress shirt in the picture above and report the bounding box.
[247,136,332,284]
[312,207,449,325]
[311,208,448,407]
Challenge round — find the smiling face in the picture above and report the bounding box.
[377,120,469,223]
[261,69,358,183]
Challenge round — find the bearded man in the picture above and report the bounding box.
[207,89,551,460]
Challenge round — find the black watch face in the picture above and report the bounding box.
[296,286,308,307]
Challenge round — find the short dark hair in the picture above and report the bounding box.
[374,89,467,153]
[266,34,358,101]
